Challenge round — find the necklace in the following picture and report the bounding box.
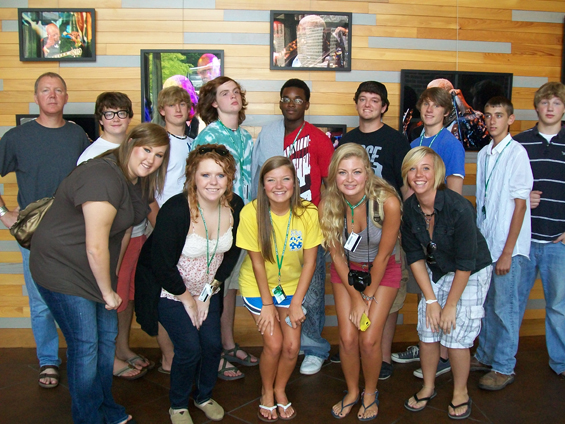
[345,195,367,225]
[418,204,435,230]
[167,131,188,140]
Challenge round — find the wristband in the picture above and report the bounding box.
[426,299,438,305]
[0,206,8,218]
[262,303,274,307]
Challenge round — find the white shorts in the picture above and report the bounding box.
[417,265,492,349]
[223,250,247,295]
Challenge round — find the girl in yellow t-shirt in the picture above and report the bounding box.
[237,156,322,422]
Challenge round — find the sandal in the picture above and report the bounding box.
[38,365,59,389]
[113,364,147,381]
[331,391,359,419]
[404,390,437,412]
[358,391,379,422]
[217,357,245,381]
[448,398,472,420]
[126,354,155,370]
[258,404,278,423]
[277,403,297,421]
[222,343,259,366]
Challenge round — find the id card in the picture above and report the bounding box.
[272,284,286,304]
[198,283,213,302]
[344,232,362,252]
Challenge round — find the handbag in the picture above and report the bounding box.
[9,197,54,249]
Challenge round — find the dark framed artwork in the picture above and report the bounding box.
[16,114,99,142]
[270,10,351,71]
[400,70,513,150]
[141,49,224,123]
[18,8,95,61]
[313,123,347,148]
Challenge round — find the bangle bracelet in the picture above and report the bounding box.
[0,206,8,218]
[262,303,274,307]
[361,292,375,302]
[426,299,438,304]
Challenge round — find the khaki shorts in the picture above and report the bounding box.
[389,247,408,314]
[223,250,247,295]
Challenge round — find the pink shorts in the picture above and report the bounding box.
[330,255,401,289]
[116,235,147,313]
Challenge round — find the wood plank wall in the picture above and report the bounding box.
[0,0,562,347]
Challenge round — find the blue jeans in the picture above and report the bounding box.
[20,246,61,368]
[158,294,222,408]
[37,285,127,424]
[300,245,330,359]
[476,255,530,375]
[519,241,565,374]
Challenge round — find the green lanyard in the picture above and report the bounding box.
[419,127,443,149]
[286,122,306,157]
[197,203,221,278]
[269,208,292,284]
[345,195,366,224]
[482,140,511,216]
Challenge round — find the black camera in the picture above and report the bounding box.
[348,270,372,292]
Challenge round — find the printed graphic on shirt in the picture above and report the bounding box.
[363,144,384,177]
[289,229,303,251]
[284,135,312,201]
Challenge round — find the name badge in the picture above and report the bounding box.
[272,284,286,304]
[344,232,362,252]
[198,283,213,302]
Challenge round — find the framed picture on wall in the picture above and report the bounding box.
[270,10,351,71]
[141,49,224,123]
[16,114,99,142]
[400,69,513,150]
[313,123,347,149]
[18,8,95,61]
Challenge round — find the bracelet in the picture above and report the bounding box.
[360,292,375,302]
[0,206,8,218]
[426,299,438,305]
[262,303,274,307]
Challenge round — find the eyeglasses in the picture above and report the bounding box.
[426,241,437,265]
[280,97,305,105]
[102,110,129,120]
[197,146,229,156]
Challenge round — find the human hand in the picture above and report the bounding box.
[103,291,122,310]
[440,304,457,334]
[530,190,542,209]
[350,297,369,330]
[287,302,305,329]
[1,208,20,229]
[495,252,512,276]
[554,232,565,244]
[257,304,278,336]
[194,296,210,326]
[425,301,442,333]
[181,298,199,329]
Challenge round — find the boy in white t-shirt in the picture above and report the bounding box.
[473,97,533,391]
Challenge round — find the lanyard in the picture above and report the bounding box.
[269,208,292,283]
[343,202,371,270]
[419,127,443,149]
[197,203,221,278]
[286,122,306,157]
[484,140,511,199]
[345,195,366,224]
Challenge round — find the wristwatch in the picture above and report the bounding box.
[0,206,8,218]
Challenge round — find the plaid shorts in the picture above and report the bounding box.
[417,265,492,349]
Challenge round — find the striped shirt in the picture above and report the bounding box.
[514,125,565,242]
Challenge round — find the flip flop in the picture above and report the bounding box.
[258,404,278,423]
[358,391,379,422]
[158,366,170,375]
[331,391,359,419]
[448,398,472,420]
[222,343,259,366]
[217,357,245,381]
[38,365,59,389]
[277,403,297,421]
[113,364,147,381]
[404,390,437,412]
[126,354,155,370]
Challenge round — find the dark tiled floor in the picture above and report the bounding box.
[1,336,563,424]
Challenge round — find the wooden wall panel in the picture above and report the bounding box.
[0,0,561,347]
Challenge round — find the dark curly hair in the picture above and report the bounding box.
[197,76,248,126]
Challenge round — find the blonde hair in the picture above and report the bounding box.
[320,144,400,251]
[401,146,446,191]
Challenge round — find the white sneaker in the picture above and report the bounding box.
[300,355,324,375]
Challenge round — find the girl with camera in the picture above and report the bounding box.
[320,144,402,421]
[236,156,322,422]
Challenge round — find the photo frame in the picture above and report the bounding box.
[400,69,513,150]
[270,10,351,71]
[16,114,99,142]
[313,123,347,148]
[18,8,95,62]
[141,49,224,123]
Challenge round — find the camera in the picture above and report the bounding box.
[348,270,372,292]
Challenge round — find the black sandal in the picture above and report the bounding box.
[448,398,472,420]
[404,390,437,412]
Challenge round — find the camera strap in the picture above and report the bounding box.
[344,201,371,270]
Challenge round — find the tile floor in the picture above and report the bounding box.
[1,336,563,423]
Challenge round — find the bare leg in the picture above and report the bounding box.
[406,341,439,409]
[448,347,471,418]
[218,288,247,378]
[381,311,397,363]
[157,322,174,372]
[113,301,144,376]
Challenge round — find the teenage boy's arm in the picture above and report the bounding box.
[496,198,526,276]
[147,201,159,228]
[446,176,463,195]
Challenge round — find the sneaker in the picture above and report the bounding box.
[300,355,324,375]
[379,361,393,380]
[470,356,492,372]
[330,352,341,364]
[478,371,515,391]
[194,399,224,421]
[391,345,420,364]
[169,408,193,424]
[413,358,451,379]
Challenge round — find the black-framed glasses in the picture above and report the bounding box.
[426,241,437,265]
[198,146,229,156]
[102,110,129,120]
[280,97,304,105]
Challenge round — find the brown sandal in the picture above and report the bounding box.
[38,365,59,389]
